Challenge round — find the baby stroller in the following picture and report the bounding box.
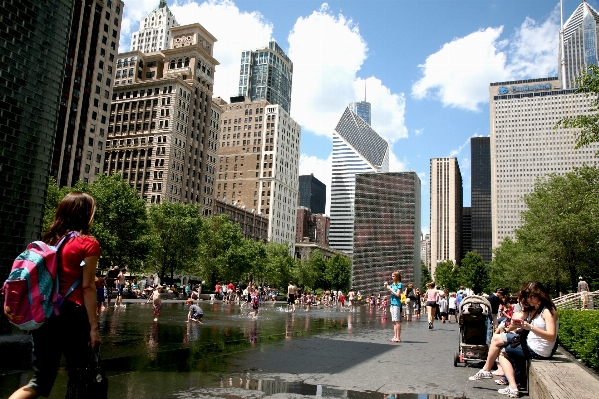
[454,295,492,367]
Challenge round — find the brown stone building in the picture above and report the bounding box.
[104,23,219,215]
[213,198,268,241]
[215,98,301,250]
[296,207,329,247]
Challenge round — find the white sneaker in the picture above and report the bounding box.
[469,370,493,380]
[498,387,519,398]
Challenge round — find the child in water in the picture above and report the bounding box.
[151,285,163,321]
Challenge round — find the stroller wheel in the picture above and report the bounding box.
[454,351,459,367]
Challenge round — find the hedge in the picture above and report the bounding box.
[557,309,599,371]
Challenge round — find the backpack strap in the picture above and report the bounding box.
[53,231,82,313]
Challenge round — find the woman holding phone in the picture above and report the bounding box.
[385,271,402,342]
[469,282,558,398]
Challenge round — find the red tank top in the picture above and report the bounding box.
[59,236,101,306]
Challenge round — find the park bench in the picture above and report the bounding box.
[528,348,599,399]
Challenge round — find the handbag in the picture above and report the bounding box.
[65,348,108,399]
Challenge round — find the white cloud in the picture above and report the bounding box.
[415,128,424,136]
[388,151,407,172]
[418,172,427,186]
[289,5,407,143]
[170,0,273,100]
[412,8,560,111]
[299,153,332,214]
[449,136,473,158]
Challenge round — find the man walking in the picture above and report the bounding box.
[287,281,297,312]
[578,276,590,309]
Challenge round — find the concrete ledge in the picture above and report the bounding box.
[529,348,599,399]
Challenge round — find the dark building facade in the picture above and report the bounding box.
[353,172,421,295]
[462,206,472,260]
[0,0,74,281]
[471,137,492,263]
[298,174,326,215]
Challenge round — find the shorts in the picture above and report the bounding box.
[449,309,456,315]
[153,305,161,316]
[117,284,124,296]
[252,305,259,310]
[27,301,91,396]
[287,294,296,304]
[425,301,436,307]
[390,305,401,322]
[440,312,448,318]
[96,288,105,303]
[405,298,414,313]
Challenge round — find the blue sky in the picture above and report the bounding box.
[119,0,595,234]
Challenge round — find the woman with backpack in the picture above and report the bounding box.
[10,192,101,399]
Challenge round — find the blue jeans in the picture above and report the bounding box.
[504,338,538,385]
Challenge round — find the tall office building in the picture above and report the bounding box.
[429,158,463,275]
[215,99,301,250]
[104,23,219,216]
[298,174,326,214]
[0,0,74,279]
[462,207,472,259]
[330,107,389,255]
[559,1,599,89]
[130,0,180,53]
[471,137,492,263]
[349,101,371,125]
[490,77,599,246]
[238,41,293,114]
[51,0,124,187]
[353,172,421,294]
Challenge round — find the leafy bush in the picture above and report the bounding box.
[558,309,599,370]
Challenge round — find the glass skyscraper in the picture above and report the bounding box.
[298,174,326,214]
[470,137,492,263]
[349,101,371,125]
[560,1,599,89]
[238,41,293,114]
[353,172,421,294]
[330,107,389,255]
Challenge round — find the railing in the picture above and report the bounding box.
[554,290,599,310]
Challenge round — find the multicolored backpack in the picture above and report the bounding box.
[2,232,80,330]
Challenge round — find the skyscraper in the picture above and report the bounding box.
[130,0,180,53]
[238,41,293,114]
[349,101,371,125]
[330,107,389,255]
[559,1,599,89]
[104,23,219,216]
[51,0,124,186]
[462,206,472,259]
[215,99,301,250]
[429,157,463,275]
[353,172,421,294]
[0,0,74,278]
[298,174,326,214]
[470,137,492,263]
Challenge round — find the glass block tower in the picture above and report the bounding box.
[470,137,492,263]
[238,41,293,114]
[330,107,389,255]
[130,0,180,53]
[560,1,599,89]
[353,172,421,294]
[349,101,371,125]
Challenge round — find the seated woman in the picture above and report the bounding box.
[130,279,141,298]
[469,281,558,398]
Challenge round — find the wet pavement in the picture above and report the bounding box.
[0,301,513,399]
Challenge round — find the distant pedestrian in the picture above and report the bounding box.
[151,286,163,322]
[578,276,590,309]
[115,267,127,308]
[186,299,203,323]
[287,281,297,312]
[425,282,438,329]
[439,293,448,323]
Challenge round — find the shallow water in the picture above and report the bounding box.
[0,302,462,399]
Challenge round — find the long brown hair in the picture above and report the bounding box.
[518,281,556,314]
[43,192,96,245]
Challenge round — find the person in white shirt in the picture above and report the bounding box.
[448,292,457,322]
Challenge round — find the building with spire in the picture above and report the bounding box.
[329,107,389,255]
[130,0,180,53]
[238,41,293,114]
[349,101,371,125]
[559,0,599,89]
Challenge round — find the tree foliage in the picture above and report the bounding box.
[420,260,433,292]
[147,202,203,282]
[263,242,294,289]
[434,260,459,292]
[459,251,490,295]
[555,64,599,154]
[325,254,352,292]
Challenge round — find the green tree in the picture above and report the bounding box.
[555,64,599,154]
[459,251,490,295]
[147,202,203,282]
[420,260,432,291]
[80,174,149,272]
[197,214,244,288]
[434,260,459,292]
[489,237,546,294]
[42,177,71,233]
[325,254,352,292]
[263,242,294,290]
[228,238,267,283]
[308,250,328,289]
[516,166,599,292]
